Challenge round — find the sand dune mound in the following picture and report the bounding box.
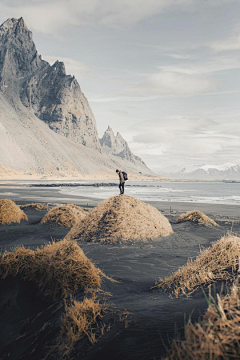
[66,195,173,243]
[41,204,86,227]
[0,199,27,225]
[166,283,240,359]
[155,234,240,297]
[176,210,218,227]
[20,203,49,211]
[0,239,106,300]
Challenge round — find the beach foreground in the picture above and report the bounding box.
[0,182,239,359]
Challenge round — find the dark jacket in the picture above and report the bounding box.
[118,171,125,183]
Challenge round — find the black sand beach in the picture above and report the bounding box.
[0,181,239,360]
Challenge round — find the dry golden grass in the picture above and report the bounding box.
[59,297,107,355]
[0,239,107,300]
[0,199,27,225]
[176,210,218,227]
[20,203,49,211]
[66,195,173,243]
[41,204,86,227]
[155,234,240,298]
[165,283,240,360]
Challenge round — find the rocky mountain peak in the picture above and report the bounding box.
[107,125,113,132]
[100,126,115,148]
[100,127,147,166]
[52,60,66,75]
[0,17,28,34]
[16,17,28,29]
[0,17,101,151]
[0,18,44,96]
[116,132,123,139]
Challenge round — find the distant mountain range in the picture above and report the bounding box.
[0,17,152,178]
[160,163,240,180]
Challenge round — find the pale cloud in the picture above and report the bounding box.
[91,95,160,103]
[123,116,240,169]
[94,0,192,27]
[211,35,240,52]
[113,55,240,98]
[145,71,215,95]
[158,57,240,75]
[0,2,73,35]
[0,0,236,35]
[166,53,193,60]
[127,71,216,97]
[209,22,240,52]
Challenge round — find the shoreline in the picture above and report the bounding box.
[0,177,239,183]
[0,181,239,218]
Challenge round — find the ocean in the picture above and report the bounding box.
[59,181,240,206]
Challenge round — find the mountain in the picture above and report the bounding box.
[0,17,152,178]
[0,17,100,151]
[0,93,110,177]
[160,163,240,180]
[100,126,147,169]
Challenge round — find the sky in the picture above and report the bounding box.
[0,0,240,172]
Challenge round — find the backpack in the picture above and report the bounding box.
[122,171,128,181]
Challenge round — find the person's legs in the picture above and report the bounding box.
[119,183,124,194]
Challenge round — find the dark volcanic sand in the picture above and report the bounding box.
[0,182,240,360]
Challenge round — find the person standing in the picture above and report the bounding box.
[116,169,125,195]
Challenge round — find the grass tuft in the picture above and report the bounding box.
[59,297,107,356]
[0,199,27,225]
[165,282,240,359]
[0,239,106,300]
[41,204,86,227]
[20,203,49,211]
[155,234,240,297]
[176,210,218,227]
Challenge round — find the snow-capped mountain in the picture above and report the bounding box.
[160,163,240,180]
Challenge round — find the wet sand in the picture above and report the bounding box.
[0,181,239,360]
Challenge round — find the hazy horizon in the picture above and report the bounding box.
[0,0,240,173]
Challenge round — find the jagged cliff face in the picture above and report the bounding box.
[19,60,100,149]
[0,18,44,96]
[0,18,101,151]
[100,126,146,166]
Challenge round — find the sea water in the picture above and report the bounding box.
[59,181,240,206]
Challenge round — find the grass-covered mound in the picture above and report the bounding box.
[0,239,106,299]
[20,203,49,211]
[155,235,240,297]
[0,199,27,225]
[176,210,218,227]
[165,283,240,359]
[41,204,86,227]
[66,195,173,243]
